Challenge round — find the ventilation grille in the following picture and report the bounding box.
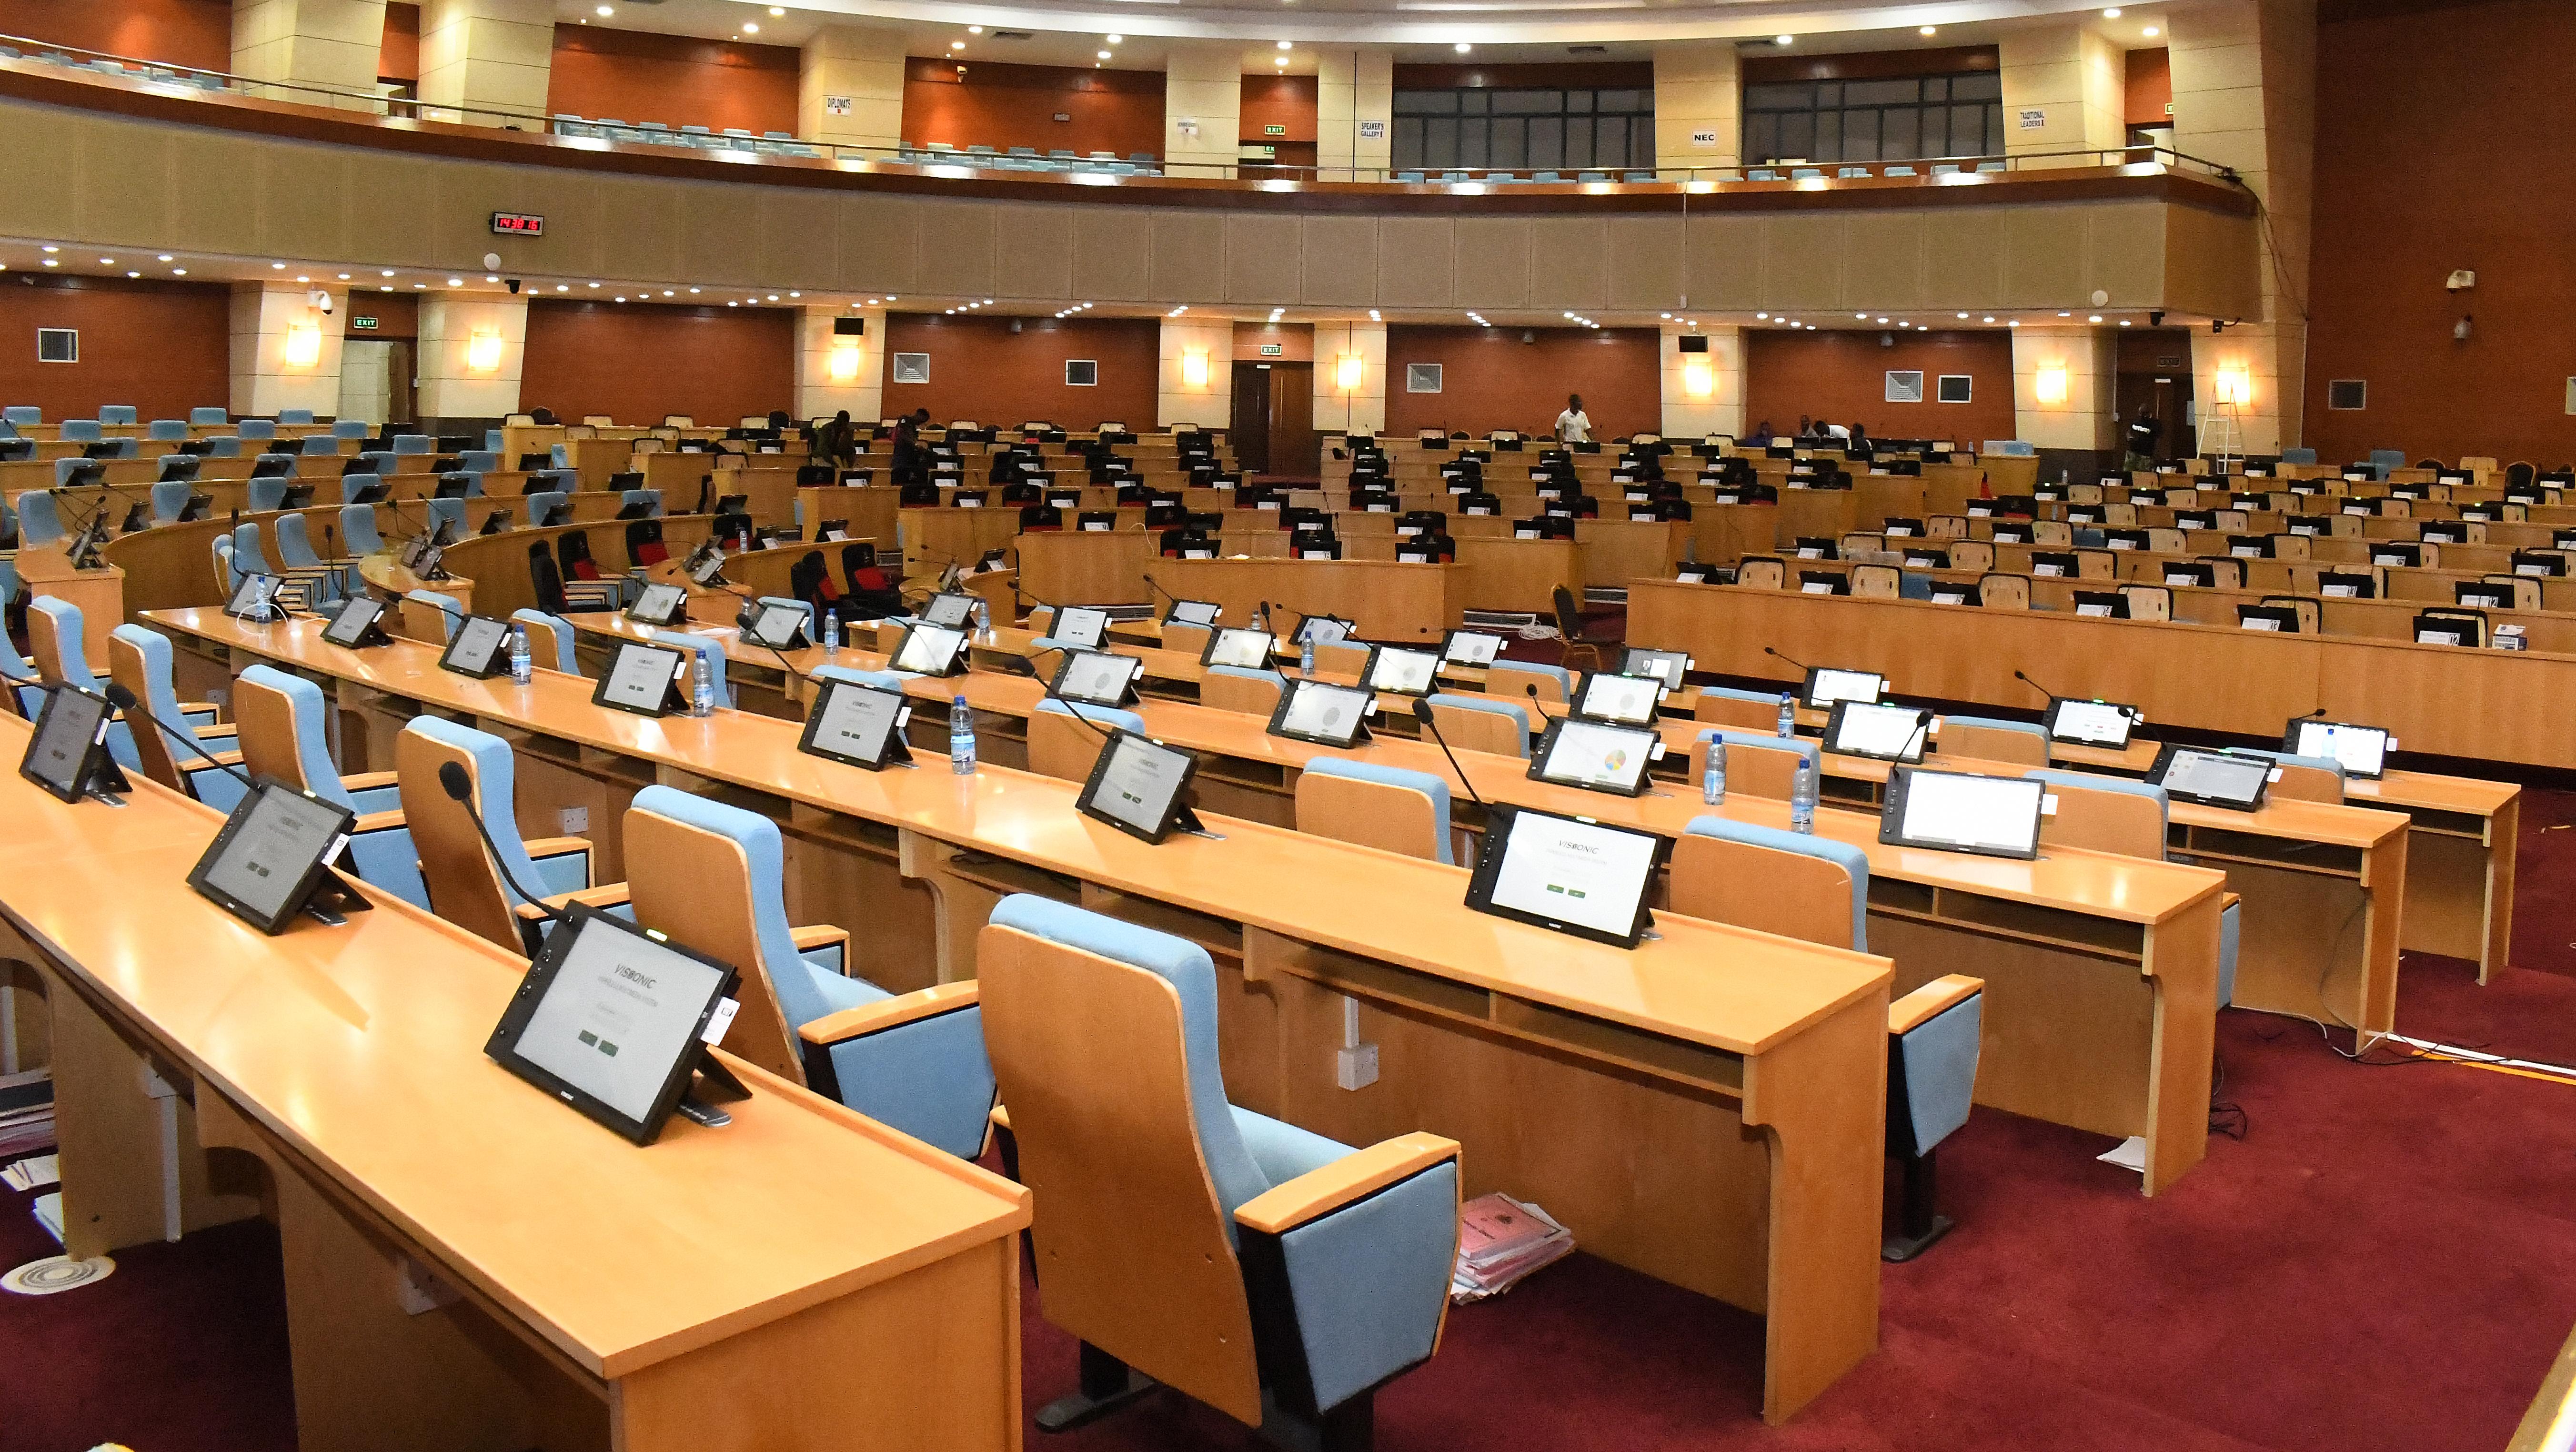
[1065,359,1097,387]
[992,29,1036,39]
[36,328,76,364]
[2327,379,2366,411]
[1406,362,1443,394]
[891,352,929,385]
[1937,373,1973,404]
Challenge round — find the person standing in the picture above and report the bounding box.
[1554,393,1592,446]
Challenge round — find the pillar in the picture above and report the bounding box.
[1661,326,1742,438]
[231,0,387,108]
[797,305,887,423]
[800,22,907,151]
[230,282,347,420]
[1998,23,2127,165]
[1652,40,1741,175]
[416,0,553,123]
[2012,324,2120,464]
[1316,47,1393,181]
[1311,321,1386,435]
[2171,0,2314,457]
[1164,43,1242,179]
[1158,316,1232,429]
[414,294,526,425]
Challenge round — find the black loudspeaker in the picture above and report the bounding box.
[1677,334,1711,354]
[833,316,866,337]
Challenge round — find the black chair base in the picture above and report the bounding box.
[1035,1342,1153,1433]
[1881,1212,1955,1263]
[1882,1144,1954,1262]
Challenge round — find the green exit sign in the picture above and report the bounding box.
[350,315,379,331]
[1259,343,1283,356]
[1264,123,1286,136]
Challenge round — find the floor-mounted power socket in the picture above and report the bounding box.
[559,806,590,835]
[1335,1043,1379,1091]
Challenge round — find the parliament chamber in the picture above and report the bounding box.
[1,0,2574,1449]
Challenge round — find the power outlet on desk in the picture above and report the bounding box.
[559,807,590,835]
[1336,1042,1380,1091]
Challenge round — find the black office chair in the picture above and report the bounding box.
[527,542,572,615]
[1552,585,1615,674]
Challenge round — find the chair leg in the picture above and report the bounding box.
[1882,1146,1955,1262]
[1034,1341,1152,1433]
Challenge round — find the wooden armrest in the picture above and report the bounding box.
[352,809,406,834]
[989,1103,1011,1133]
[2222,891,2241,912]
[187,749,244,770]
[343,770,401,794]
[1233,1132,1460,1237]
[178,700,222,720]
[1889,973,1983,1035]
[521,836,593,859]
[193,723,237,740]
[789,924,849,957]
[798,980,979,1046]
[513,882,633,920]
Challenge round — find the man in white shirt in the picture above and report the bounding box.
[1554,393,1591,446]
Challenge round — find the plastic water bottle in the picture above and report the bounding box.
[1790,756,1819,835]
[689,651,716,718]
[948,695,977,775]
[1776,692,1798,738]
[1300,634,1317,676]
[508,624,532,686]
[973,595,992,634]
[1702,737,1727,806]
[822,611,841,661]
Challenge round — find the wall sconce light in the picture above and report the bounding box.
[2034,362,2069,405]
[466,327,504,373]
[827,340,862,383]
[1336,353,1363,392]
[1683,357,1714,399]
[283,319,322,369]
[1182,349,1209,388]
[2212,365,2251,406]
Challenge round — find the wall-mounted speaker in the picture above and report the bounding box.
[1677,335,1710,354]
[832,316,866,336]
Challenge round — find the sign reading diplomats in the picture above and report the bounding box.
[490,211,545,237]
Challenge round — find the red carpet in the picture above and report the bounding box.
[7,802,2576,1451]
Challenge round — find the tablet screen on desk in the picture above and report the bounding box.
[1441,630,1503,668]
[486,906,736,1145]
[1622,648,1690,692]
[20,685,112,803]
[1054,650,1142,707]
[1051,607,1110,649]
[1529,718,1657,797]
[2045,698,2139,748]
[1880,768,2044,859]
[799,680,909,769]
[1077,730,1199,844]
[595,641,686,716]
[224,574,282,620]
[187,781,356,934]
[743,603,809,650]
[1294,615,1356,648]
[627,584,686,627]
[1166,600,1221,628]
[1363,646,1440,697]
[1466,807,1662,948]
[689,552,731,586]
[2149,746,2272,810]
[1572,672,1663,727]
[1824,700,1930,762]
[1204,627,1272,670]
[1802,667,1884,710]
[321,596,384,648]
[922,592,976,629]
[442,615,513,679]
[2287,720,2388,779]
[1269,679,1371,748]
[890,623,968,676]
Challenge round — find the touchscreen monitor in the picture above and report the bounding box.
[1166,599,1221,627]
[1571,672,1663,727]
[321,596,387,648]
[186,780,358,933]
[1622,648,1690,691]
[626,583,687,627]
[1203,627,1273,670]
[441,615,513,679]
[2043,698,2140,748]
[797,679,912,769]
[921,592,976,629]
[20,685,120,803]
[224,573,283,620]
[1076,730,1202,844]
[1049,606,1110,648]
[2148,745,2273,810]
[1362,646,1440,697]
[1528,718,1657,797]
[483,905,738,1144]
[1054,650,1143,707]
[594,641,686,716]
[1879,768,2045,859]
[889,623,969,676]
[1464,807,1662,948]
[1440,630,1503,668]
[1823,700,1931,762]
[742,602,810,651]
[1801,666,1884,710]
[1268,679,1372,747]
[2286,719,2388,779]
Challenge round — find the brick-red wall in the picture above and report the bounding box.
[901,59,1164,160]
[1383,325,1660,439]
[0,275,230,422]
[547,27,799,134]
[882,314,1159,428]
[520,300,795,426]
[1743,329,2016,444]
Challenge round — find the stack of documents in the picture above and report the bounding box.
[1451,1193,1574,1303]
[0,1069,53,1160]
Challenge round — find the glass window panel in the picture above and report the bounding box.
[1460,90,1489,115]
[1841,111,1877,161]
[1985,107,2007,157]
[1566,116,1595,165]
[1530,116,1564,170]
[1494,89,1554,114]
[1816,82,1841,108]
[1460,122,1489,167]
[1745,112,1778,161]
[1565,90,1592,114]
[1782,111,1816,160]
[1631,118,1654,168]
[1397,91,1457,115]
[1491,119,1527,167]
[1951,105,1985,155]
[1596,116,1628,166]
[1597,89,1645,112]
[1923,77,1949,102]
[1952,71,2002,101]
[1814,111,1840,160]
[1883,106,1920,158]
[1845,78,1919,106]
[1425,117,1459,169]
[1393,117,1424,170]
[1745,82,1813,109]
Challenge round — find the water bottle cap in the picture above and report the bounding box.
[953,694,967,704]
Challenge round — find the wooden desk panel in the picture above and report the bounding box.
[1156,558,1463,641]
[900,508,1025,580]
[1572,518,1689,589]
[1455,537,1584,614]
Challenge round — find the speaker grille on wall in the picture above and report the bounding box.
[892,352,930,384]
[1406,363,1443,394]
[1065,360,1097,387]
[2327,379,2367,411]
[36,328,77,364]
[833,317,865,337]
[1677,335,1710,354]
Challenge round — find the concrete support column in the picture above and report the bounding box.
[1999,23,2127,164]
[1312,321,1387,435]
[800,22,907,151]
[1158,316,1232,429]
[416,0,553,122]
[1661,326,1742,438]
[230,282,347,420]
[2171,0,2314,457]
[1652,41,1741,174]
[797,305,887,423]
[231,0,387,108]
[1164,44,1243,179]
[414,294,526,425]
[1316,47,1393,181]
[2012,325,2120,465]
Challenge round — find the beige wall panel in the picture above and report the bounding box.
[1841,212,1925,311]
[0,105,76,238]
[256,145,352,260]
[1147,211,1227,303]
[1223,214,1303,306]
[758,188,844,287]
[1069,208,1150,302]
[1761,214,1845,310]
[1298,216,1379,307]
[1998,205,2087,309]
[2163,205,2263,322]
[1920,209,2004,310]
[913,199,997,299]
[430,159,570,267]
[595,174,685,282]
[1681,213,1765,310]
[1374,218,1453,308]
[1450,218,1528,310]
[680,182,758,287]
[1525,218,1608,312]
[836,191,919,295]
[2084,200,2165,310]
[167,130,265,257]
[990,203,1074,301]
[73,117,174,249]
[1604,216,1681,313]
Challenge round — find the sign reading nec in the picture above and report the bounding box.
[489,211,545,236]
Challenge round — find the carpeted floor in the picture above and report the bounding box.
[6,784,2574,1452]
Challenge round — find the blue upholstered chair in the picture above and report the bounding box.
[460,450,501,474]
[620,488,663,517]
[146,419,188,442]
[231,521,278,576]
[271,514,345,601]
[299,434,340,455]
[1487,657,1572,704]
[237,418,276,440]
[201,435,242,458]
[2026,770,2240,1008]
[521,489,568,525]
[330,471,380,505]
[23,598,140,768]
[231,664,426,907]
[1672,817,1983,1260]
[149,480,196,525]
[189,407,229,426]
[2281,447,2318,465]
[623,786,997,1158]
[211,535,240,595]
[507,609,581,674]
[59,420,102,444]
[978,895,1460,1444]
[99,406,138,426]
[51,459,96,489]
[395,717,622,952]
[246,477,288,513]
[1938,714,2050,767]
[811,665,908,691]
[395,590,458,643]
[754,595,814,642]
[650,630,731,708]
[1295,757,1454,865]
[1690,726,1818,800]
[1696,682,1793,732]
[1200,663,1285,716]
[1423,692,1529,757]
[393,434,433,455]
[14,491,66,547]
[1,406,39,428]
[0,630,46,719]
[339,504,385,557]
[2367,448,2406,480]
[424,497,465,537]
[107,625,245,812]
[355,449,397,475]
[1028,698,1142,782]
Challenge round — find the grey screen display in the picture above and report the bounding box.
[201,786,344,921]
[513,919,725,1123]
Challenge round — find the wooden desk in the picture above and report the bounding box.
[1155,557,1463,641]
[143,608,1895,1424]
[1572,518,1689,589]
[900,507,1025,580]
[0,712,1030,1452]
[12,547,122,667]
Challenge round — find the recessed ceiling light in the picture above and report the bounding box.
[769,5,784,13]
[1855,312,1868,319]
[2088,314,2103,323]
[1278,40,1292,48]
[157,254,173,262]
[1982,315,1996,323]
[381,270,394,277]
[2119,319,2133,326]
[967,24,981,33]
[663,290,673,296]
[741,21,757,32]
[596,4,612,15]
[271,262,284,270]
[124,270,139,278]
[1100,50,1112,59]
[556,284,568,291]
[296,275,310,282]
[951,40,964,49]
[413,282,426,289]
[1774,34,1794,46]
[2103,8,2122,17]
[337,272,350,280]
[1453,42,1471,53]
[485,274,499,282]
[1274,55,1287,65]
[171,268,186,275]
[40,245,57,253]
[590,282,602,288]
[1920,25,1937,35]
[1757,312,1769,320]
[2142,26,2159,36]
[448,278,462,286]
[99,257,114,265]
[40,259,56,267]
[691,287,702,293]
[615,295,626,302]
[2008,319,2022,327]
[728,301,738,307]
[1107,33,1121,42]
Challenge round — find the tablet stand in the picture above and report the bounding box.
[299,865,376,928]
[75,753,133,808]
[677,1053,753,1128]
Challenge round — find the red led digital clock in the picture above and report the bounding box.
[489,212,545,236]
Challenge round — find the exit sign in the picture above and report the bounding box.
[1264,123,1286,136]
[350,316,379,331]
[1259,343,1283,356]
[489,211,544,236]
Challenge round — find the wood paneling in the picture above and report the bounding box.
[345,289,417,338]
[0,274,229,422]
[1741,45,1998,85]
[1743,328,2015,444]
[0,0,231,72]
[901,59,1163,161]
[1231,322,1311,361]
[380,2,419,85]
[1390,62,1656,90]
[880,313,1158,429]
[1238,74,1316,143]
[1383,324,1660,439]
[2123,46,2171,129]
[519,299,795,426]
[2305,0,2576,466]
[546,27,799,135]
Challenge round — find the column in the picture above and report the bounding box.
[414,294,526,426]
[1164,43,1242,179]
[2171,0,2313,457]
[415,0,553,123]
[1316,47,1393,181]
[1998,24,2127,165]
[231,0,387,107]
[2011,324,2119,462]
[797,305,887,423]
[1311,321,1386,435]
[1652,40,1741,175]
[230,282,348,420]
[800,22,907,151]
[1158,316,1232,429]
[1660,326,1742,438]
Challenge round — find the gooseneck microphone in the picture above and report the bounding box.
[1521,682,1560,727]
[1761,645,1815,674]
[1410,697,1493,813]
[102,684,252,787]
[437,760,566,924]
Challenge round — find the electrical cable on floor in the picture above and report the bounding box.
[2208,1055,2248,1140]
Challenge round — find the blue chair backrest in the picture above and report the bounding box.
[274,513,323,568]
[237,419,276,440]
[278,409,315,425]
[651,630,732,707]
[628,786,837,1024]
[29,597,104,692]
[109,625,196,749]
[299,435,340,455]
[189,407,229,426]
[1,406,39,427]
[1697,725,1819,772]
[332,419,370,440]
[61,420,102,443]
[201,436,242,458]
[334,472,380,505]
[2281,447,2317,465]
[99,405,138,426]
[213,535,241,592]
[621,489,662,517]
[405,716,550,906]
[509,609,580,672]
[425,497,464,534]
[1423,692,1530,754]
[0,624,42,717]
[461,451,500,473]
[393,434,433,455]
[1302,757,1454,865]
[756,596,815,638]
[247,478,288,513]
[2023,770,2170,855]
[522,490,567,523]
[1035,698,1143,734]
[357,450,396,474]
[231,521,276,575]
[151,480,193,524]
[1682,815,1871,950]
[811,665,909,691]
[1488,658,1572,701]
[15,491,65,546]
[53,458,94,488]
[147,419,188,441]
[340,504,384,556]
[404,591,461,642]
